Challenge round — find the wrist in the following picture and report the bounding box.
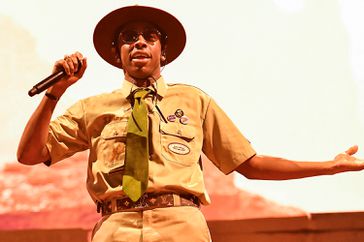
[46,86,66,100]
[326,160,339,175]
[45,92,60,102]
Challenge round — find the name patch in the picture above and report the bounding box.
[168,142,190,155]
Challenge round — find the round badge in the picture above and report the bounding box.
[180,115,189,125]
[167,114,177,122]
[174,109,184,118]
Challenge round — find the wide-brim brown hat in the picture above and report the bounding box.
[93,5,186,69]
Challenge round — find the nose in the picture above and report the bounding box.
[134,34,147,49]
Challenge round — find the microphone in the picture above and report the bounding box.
[28,70,66,97]
[28,58,83,97]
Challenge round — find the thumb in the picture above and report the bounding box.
[345,145,358,156]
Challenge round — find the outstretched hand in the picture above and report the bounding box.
[333,145,364,173]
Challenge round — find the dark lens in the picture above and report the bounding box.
[143,29,160,42]
[121,30,138,44]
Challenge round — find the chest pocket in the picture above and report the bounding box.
[160,122,197,166]
[98,120,128,171]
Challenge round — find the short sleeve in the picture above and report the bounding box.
[202,98,256,174]
[45,100,89,165]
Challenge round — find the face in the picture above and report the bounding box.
[118,21,164,81]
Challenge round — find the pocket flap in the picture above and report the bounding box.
[101,121,128,140]
[160,122,195,141]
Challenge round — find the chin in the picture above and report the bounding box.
[131,71,152,79]
[131,68,159,79]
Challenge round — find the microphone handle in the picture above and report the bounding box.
[28,70,66,97]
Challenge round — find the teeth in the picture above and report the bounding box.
[132,54,149,59]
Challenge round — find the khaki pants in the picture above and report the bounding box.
[91,206,212,242]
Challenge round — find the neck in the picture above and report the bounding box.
[125,74,160,87]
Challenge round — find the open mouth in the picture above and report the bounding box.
[130,53,150,60]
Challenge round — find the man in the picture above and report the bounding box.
[17,5,364,242]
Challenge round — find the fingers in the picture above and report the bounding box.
[75,57,88,77]
[62,56,72,75]
[54,51,86,76]
[63,52,83,75]
[345,145,358,156]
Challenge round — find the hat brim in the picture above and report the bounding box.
[93,5,186,69]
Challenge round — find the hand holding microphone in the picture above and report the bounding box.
[28,52,87,97]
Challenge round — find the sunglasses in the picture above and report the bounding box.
[118,28,163,45]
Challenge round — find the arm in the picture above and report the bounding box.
[17,52,87,165]
[236,145,364,180]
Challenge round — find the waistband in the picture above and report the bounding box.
[97,193,200,216]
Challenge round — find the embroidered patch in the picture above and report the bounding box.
[168,142,190,155]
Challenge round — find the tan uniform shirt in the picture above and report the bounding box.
[46,77,256,205]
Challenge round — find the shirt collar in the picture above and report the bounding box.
[120,76,167,99]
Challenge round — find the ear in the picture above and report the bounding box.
[112,43,123,68]
[160,54,166,66]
